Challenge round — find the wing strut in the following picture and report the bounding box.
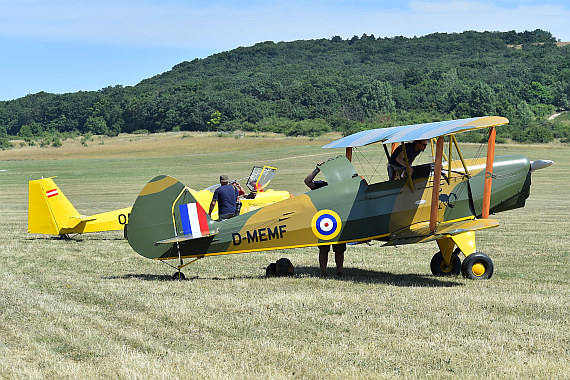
[345,147,352,162]
[430,136,444,233]
[481,127,496,219]
[401,142,415,192]
[452,135,470,175]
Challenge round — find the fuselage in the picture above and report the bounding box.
[148,155,531,260]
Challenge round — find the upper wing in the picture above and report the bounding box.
[323,116,509,148]
[383,218,500,246]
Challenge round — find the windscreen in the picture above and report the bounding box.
[246,166,277,191]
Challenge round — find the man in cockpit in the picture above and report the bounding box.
[388,139,428,180]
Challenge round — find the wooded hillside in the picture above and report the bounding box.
[1,29,569,148]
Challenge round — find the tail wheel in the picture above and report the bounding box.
[430,251,461,276]
[461,252,493,280]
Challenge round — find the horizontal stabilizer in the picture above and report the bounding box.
[61,215,96,229]
[154,230,219,245]
[384,218,499,246]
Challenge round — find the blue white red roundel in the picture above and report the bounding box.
[311,210,342,240]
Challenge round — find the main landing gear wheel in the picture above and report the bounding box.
[172,271,186,281]
[461,252,494,280]
[430,251,461,276]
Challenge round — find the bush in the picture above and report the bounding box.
[0,137,12,150]
[456,130,486,143]
[81,133,93,147]
[51,137,62,147]
[286,119,331,137]
[525,125,554,143]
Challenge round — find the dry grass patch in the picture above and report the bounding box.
[1,132,338,161]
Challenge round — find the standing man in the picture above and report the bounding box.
[388,139,428,180]
[209,175,239,221]
[304,162,346,277]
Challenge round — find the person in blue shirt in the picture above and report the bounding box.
[209,175,239,221]
[304,162,346,277]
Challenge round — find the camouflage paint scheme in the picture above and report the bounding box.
[126,116,550,279]
[126,154,531,261]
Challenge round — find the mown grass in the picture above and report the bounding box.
[1,133,569,379]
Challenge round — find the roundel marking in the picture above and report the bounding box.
[311,209,342,240]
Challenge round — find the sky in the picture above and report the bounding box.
[1,0,569,101]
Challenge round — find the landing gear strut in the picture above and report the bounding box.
[161,256,204,281]
[430,249,461,276]
[433,232,494,280]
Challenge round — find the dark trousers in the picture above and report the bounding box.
[219,213,235,221]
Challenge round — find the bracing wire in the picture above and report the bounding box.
[470,139,487,215]
[351,146,387,183]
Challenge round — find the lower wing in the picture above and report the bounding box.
[383,218,499,246]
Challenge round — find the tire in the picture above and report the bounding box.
[461,252,493,280]
[265,262,277,276]
[172,271,186,280]
[275,258,294,276]
[430,251,461,276]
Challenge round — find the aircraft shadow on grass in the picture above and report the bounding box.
[23,236,126,242]
[292,266,462,287]
[106,267,462,287]
[103,273,257,281]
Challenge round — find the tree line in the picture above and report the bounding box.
[1,29,569,149]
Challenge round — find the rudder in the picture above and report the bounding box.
[28,178,80,235]
[127,175,215,259]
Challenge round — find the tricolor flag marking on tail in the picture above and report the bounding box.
[46,189,58,198]
[179,202,210,238]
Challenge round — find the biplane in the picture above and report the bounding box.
[28,166,290,238]
[126,116,552,280]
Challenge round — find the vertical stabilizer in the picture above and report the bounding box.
[28,178,80,235]
[127,175,215,259]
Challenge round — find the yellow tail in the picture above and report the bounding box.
[28,177,132,236]
[28,177,80,235]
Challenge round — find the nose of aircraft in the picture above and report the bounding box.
[530,159,554,171]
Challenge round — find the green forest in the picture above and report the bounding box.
[1,29,569,149]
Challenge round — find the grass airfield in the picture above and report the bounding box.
[1,133,569,379]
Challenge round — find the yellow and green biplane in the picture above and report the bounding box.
[126,116,553,280]
[28,166,290,238]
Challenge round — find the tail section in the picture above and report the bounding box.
[28,177,80,235]
[127,175,215,260]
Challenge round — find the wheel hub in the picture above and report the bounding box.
[440,263,453,273]
[471,262,486,277]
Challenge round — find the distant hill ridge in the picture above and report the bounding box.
[0,29,569,147]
